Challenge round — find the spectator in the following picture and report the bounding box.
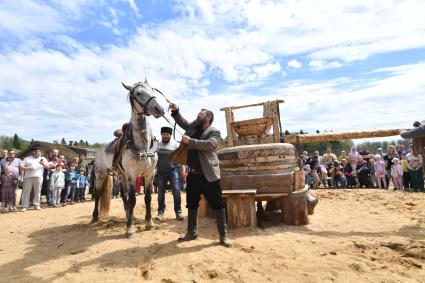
[383,145,399,189]
[339,150,348,162]
[45,149,60,206]
[76,155,89,176]
[302,164,312,187]
[329,161,346,189]
[322,148,337,187]
[50,164,65,207]
[407,146,424,192]
[1,167,18,212]
[357,160,371,188]
[374,155,387,189]
[348,147,360,172]
[20,144,50,211]
[359,145,371,162]
[64,164,78,204]
[76,168,87,202]
[341,159,356,188]
[87,161,95,195]
[400,155,411,191]
[376,148,384,159]
[369,158,378,188]
[397,144,407,158]
[307,151,320,170]
[178,165,187,192]
[391,158,404,191]
[0,150,8,163]
[58,154,68,170]
[0,150,23,210]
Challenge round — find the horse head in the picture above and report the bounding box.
[122,81,165,118]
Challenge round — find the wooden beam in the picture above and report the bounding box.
[220,99,284,111]
[284,128,411,144]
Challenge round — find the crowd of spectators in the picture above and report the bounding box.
[0,144,94,213]
[300,144,424,192]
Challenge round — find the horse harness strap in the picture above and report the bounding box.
[124,123,158,159]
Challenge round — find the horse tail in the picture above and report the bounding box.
[99,174,113,218]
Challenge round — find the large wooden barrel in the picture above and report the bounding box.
[217,143,298,194]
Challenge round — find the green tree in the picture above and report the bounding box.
[61,138,67,145]
[13,133,21,149]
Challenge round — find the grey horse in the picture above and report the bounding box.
[92,80,164,238]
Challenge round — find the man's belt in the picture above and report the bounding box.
[188,168,203,175]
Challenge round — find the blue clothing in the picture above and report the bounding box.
[157,170,181,214]
[77,175,88,188]
[66,170,78,183]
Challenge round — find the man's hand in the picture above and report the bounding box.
[182,135,190,144]
[169,103,178,111]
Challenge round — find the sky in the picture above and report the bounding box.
[0,0,424,144]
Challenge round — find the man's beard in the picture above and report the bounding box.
[162,138,170,143]
[192,118,203,129]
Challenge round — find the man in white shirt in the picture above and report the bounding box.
[20,144,50,211]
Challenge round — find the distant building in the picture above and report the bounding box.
[17,141,96,161]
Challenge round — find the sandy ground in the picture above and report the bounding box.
[0,189,424,283]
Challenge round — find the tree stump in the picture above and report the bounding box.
[223,190,257,229]
[280,187,308,225]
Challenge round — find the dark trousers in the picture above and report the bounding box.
[186,173,225,210]
[402,172,411,190]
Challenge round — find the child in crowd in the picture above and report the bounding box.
[50,164,65,207]
[400,155,411,191]
[64,164,78,204]
[374,155,387,189]
[76,168,88,203]
[391,158,404,191]
[0,167,18,212]
[369,158,378,188]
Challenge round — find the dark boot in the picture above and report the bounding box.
[216,208,232,247]
[178,208,198,241]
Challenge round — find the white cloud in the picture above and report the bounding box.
[0,0,424,144]
[287,59,302,69]
[309,60,343,71]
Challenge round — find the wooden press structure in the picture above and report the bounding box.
[220,99,284,148]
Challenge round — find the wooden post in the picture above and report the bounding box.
[280,187,309,226]
[294,169,305,191]
[271,100,281,143]
[223,108,236,147]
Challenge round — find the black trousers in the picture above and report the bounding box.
[186,173,225,210]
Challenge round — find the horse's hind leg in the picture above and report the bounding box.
[144,178,154,230]
[126,176,136,238]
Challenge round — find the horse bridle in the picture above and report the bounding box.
[129,83,157,116]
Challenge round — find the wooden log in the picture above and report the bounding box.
[271,101,281,143]
[220,173,294,194]
[223,190,257,229]
[220,99,284,111]
[307,193,318,215]
[285,128,410,144]
[280,187,309,226]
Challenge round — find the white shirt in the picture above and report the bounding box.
[22,156,46,178]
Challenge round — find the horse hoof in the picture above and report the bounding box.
[91,217,99,223]
[126,226,135,238]
[145,220,154,230]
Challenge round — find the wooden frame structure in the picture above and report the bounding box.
[220,99,284,147]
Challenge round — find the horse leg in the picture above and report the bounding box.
[120,181,129,219]
[91,177,103,223]
[126,176,136,238]
[144,178,154,230]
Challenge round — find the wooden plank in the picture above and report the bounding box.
[294,169,305,191]
[220,99,284,111]
[223,189,257,195]
[285,128,410,144]
[219,156,296,165]
[221,163,297,172]
[220,173,294,193]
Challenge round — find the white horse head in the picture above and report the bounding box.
[121,81,165,118]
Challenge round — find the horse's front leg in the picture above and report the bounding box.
[120,179,129,219]
[144,175,154,230]
[125,176,136,238]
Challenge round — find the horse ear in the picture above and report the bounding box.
[122,82,133,91]
[144,77,149,85]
